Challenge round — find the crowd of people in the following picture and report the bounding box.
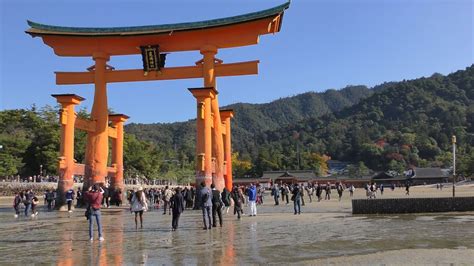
[10,180,416,242]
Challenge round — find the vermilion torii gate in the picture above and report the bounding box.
[26,2,289,204]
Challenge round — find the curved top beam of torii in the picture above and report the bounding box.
[25,1,290,57]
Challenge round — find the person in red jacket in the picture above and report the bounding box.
[84,184,104,241]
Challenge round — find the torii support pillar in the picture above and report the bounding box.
[189,87,216,187]
[52,94,84,210]
[220,109,234,191]
[109,114,129,193]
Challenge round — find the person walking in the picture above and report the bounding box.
[221,187,231,214]
[405,183,410,195]
[84,184,105,241]
[325,183,331,200]
[316,183,323,202]
[102,185,110,208]
[231,186,244,219]
[76,188,83,208]
[112,188,122,207]
[13,191,22,218]
[171,187,185,231]
[300,185,305,206]
[349,184,355,197]
[184,187,193,209]
[380,184,384,196]
[369,183,377,199]
[65,188,75,212]
[31,195,39,217]
[281,184,289,204]
[211,184,224,227]
[307,185,313,203]
[256,186,264,205]
[130,187,148,230]
[45,190,55,211]
[163,186,173,215]
[337,183,344,201]
[271,184,280,205]
[247,184,257,217]
[200,182,212,230]
[24,189,33,217]
[292,184,302,215]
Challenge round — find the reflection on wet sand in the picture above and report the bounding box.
[224,221,235,265]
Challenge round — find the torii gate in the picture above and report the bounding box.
[26,2,290,201]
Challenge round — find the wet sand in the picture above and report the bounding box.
[0,185,473,265]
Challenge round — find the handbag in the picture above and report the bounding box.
[84,207,91,220]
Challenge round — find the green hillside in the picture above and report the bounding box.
[126,85,373,161]
[252,66,474,175]
[1,66,473,180]
[126,65,474,177]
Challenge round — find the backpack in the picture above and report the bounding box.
[202,191,209,203]
[46,192,54,201]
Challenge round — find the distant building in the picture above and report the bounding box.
[327,160,348,174]
[261,170,316,185]
[372,167,449,186]
[410,167,450,185]
[231,177,271,188]
[251,170,370,188]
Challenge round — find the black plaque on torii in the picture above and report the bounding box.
[140,45,167,74]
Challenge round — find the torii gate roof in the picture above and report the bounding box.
[25,1,290,56]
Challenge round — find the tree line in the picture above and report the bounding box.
[1,65,473,180]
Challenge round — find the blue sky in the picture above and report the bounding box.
[1,0,472,123]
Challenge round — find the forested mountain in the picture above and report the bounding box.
[250,66,474,176]
[1,66,473,180]
[126,85,373,162]
[127,65,474,177]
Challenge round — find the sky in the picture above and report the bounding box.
[0,0,472,124]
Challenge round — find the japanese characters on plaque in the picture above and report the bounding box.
[140,45,167,75]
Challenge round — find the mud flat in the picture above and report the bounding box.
[0,185,472,264]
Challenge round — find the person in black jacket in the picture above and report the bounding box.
[171,187,185,231]
[231,186,244,219]
[221,187,231,214]
[211,184,223,227]
[292,184,302,215]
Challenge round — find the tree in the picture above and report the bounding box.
[347,161,369,178]
[304,152,330,176]
[232,152,252,178]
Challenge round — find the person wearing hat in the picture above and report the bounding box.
[130,186,148,230]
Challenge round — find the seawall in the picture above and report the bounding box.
[352,197,474,214]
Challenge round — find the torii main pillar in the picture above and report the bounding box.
[84,52,110,189]
[201,45,225,191]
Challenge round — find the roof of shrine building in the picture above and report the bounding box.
[26,2,290,37]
